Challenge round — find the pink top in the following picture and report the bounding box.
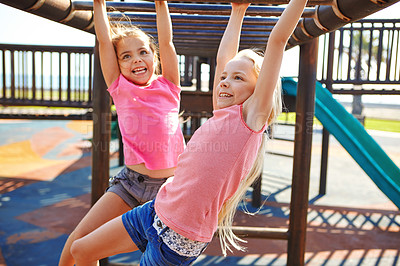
[155,104,266,242]
[108,75,185,170]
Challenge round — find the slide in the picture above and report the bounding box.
[282,77,400,209]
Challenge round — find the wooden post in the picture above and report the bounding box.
[287,38,318,265]
[91,40,111,265]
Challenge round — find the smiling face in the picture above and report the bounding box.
[216,57,258,109]
[116,36,157,86]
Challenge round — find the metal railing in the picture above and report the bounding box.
[0,43,94,108]
[318,19,400,95]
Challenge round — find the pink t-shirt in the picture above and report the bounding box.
[108,75,185,170]
[155,104,265,242]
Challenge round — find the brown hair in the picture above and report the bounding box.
[110,19,160,74]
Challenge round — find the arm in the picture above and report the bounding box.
[155,1,180,86]
[244,0,308,130]
[93,0,120,87]
[213,3,250,110]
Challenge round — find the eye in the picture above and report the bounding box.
[234,75,243,81]
[220,75,226,80]
[121,54,131,60]
[140,50,149,55]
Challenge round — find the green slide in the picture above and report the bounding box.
[282,77,400,209]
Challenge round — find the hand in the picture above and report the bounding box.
[231,2,250,11]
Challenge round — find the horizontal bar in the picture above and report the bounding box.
[152,0,333,5]
[141,28,270,38]
[109,13,279,26]
[332,89,400,95]
[0,43,93,53]
[73,1,315,17]
[230,226,289,240]
[119,21,274,32]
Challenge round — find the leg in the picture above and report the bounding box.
[71,215,138,266]
[59,192,132,266]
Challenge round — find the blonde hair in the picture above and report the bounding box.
[217,49,282,256]
[109,18,160,74]
[217,134,266,256]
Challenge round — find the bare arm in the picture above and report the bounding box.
[244,0,308,130]
[93,0,120,87]
[155,1,180,86]
[213,3,250,110]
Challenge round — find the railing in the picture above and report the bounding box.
[1,18,399,114]
[0,43,211,121]
[318,19,400,95]
[0,43,94,108]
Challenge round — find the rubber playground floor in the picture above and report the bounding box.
[0,119,399,266]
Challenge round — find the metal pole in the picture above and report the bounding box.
[91,40,111,266]
[319,31,335,195]
[287,37,318,265]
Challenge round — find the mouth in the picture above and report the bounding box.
[218,92,233,98]
[132,67,147,75]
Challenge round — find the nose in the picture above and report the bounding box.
[132,55,142,64]
[220,79,228,88]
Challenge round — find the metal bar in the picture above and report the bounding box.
[287,38,319,266]
[396,28,400,81]
[393,30,400,81]
[319,31,335,196]
[88,53,93,102]
[346,26,354,80]
[356,29,363,81]
[109,13,279,26]
[386,28,394,81]
[230,226,289,240]
[2,50,5,98]
[289,0,400,47]
[91,40,111,208]
[73,1,315,17]
[337,29,344,80]
[152,0,332,4]
[0,0,95,33]
[367,27,373,79]
[41,52,44,100]
[11,49,15,100]
[67,52,71,102]
[319,128,329,195]
[377,28,384,80]
[22,51,26,100]
[132,21,274,32]
[332,89,400,95]
[50,52,53,100]
[59,52,62,101]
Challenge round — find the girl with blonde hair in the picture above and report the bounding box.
[70,0,307,264]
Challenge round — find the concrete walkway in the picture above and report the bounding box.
[0,120,399,265]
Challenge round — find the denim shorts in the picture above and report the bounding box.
[122,200,208,265]
[106,167,168,208]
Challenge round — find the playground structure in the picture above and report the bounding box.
[0,0,400,265]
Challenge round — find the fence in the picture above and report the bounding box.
[318,19,400,95]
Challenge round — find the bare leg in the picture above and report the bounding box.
[58,192,132,266]
[71,215,138,266]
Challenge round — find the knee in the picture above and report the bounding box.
[70,239,89,264]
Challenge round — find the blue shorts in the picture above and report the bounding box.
[122,200,207,265]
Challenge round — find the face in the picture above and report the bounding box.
[216,57,258,109]
[116,36,156,86]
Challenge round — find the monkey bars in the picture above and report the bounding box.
[0,0,399,55]
[1,1,399,265]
